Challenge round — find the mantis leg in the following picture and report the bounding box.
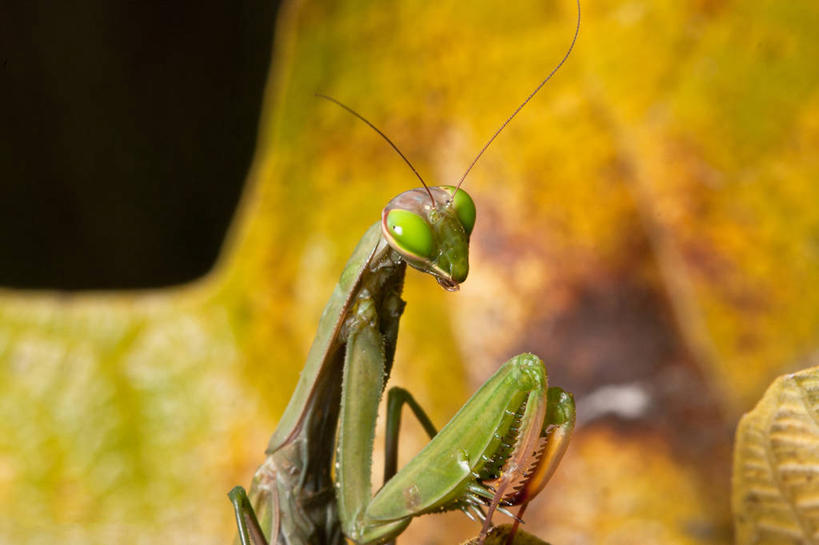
[335,289,412,544]
[380,388,440,545]
[476,386,575,544]
[229,486,269,545]
[361,355,574,545]
[383,386,438,484]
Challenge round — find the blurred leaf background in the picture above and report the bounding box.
[1,0,818,544]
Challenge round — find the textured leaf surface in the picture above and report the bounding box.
[733,366,819,544]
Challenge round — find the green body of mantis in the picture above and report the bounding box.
[229,3,581,544]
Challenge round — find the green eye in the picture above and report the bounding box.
[386,209,434,258]
[442,186,476,235]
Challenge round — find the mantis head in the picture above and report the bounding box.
[313,95,476,292]
[381,185,475,291]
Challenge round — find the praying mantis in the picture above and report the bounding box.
[229,2,580,544]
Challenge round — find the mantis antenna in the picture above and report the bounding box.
[315,93,436,205]
[454,0,581,193]
[318,0,581,202]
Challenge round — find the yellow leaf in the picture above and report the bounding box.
[733,365,819,544]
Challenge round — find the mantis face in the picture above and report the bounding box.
[381,186,476,291]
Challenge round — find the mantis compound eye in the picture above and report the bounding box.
[386,208,434,259]
[441,186,476,236]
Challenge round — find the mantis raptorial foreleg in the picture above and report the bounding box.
[357,355,575,541]
[335,289,411,544]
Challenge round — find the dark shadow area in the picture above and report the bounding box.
[0,0,278,289]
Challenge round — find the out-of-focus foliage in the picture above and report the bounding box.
[1,0,818,544]
[733,366,819,544]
